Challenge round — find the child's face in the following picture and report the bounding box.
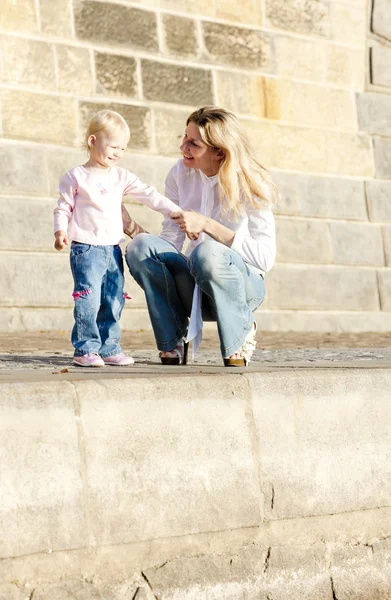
[88,129,129,169]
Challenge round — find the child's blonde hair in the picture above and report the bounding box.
[85,110,130,153]
[186,106,280,217]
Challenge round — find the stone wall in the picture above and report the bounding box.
[1,0,391,333]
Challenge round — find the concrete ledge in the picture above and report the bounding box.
[1,368,391,597]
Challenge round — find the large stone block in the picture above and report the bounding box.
[275,35,325,82]
[215,0,262,26]
[153,107,191,156]
[265,0,330,37]
[325,45,366,89]
[325,131,373,177]
[161,14,200,59]
[2,90,77,145]
[40,0,73,37]
[271,171,367,220]
[120,153,177,193]
[138,0,215,16]
[371,45,391,88]
[77,377,260,544]
[74,1,158,51]
[1,0,38,32]
[366,180,391,222]
[0,382,86,558]
[275,218,333,264]
[382,226,391,266]
[378,269,391,310]
[215,71,265,118]
[0,197,56,251]
[46,146,87,197]
[329,222,384,266]
[56,45,94,95]
[249,369,391,519]
[372,0,391,41]
[0,584,26,600]
[95,52,138,98]
[79,101,151,151]
[141,60,213,106]
[329,3,367,44]
[123,201,164,236]
[357,92,391,136]
[0,143,49,195]
[1,37,55,89]
[374,137,391,179]
[202,22,273,70]
[265,265,379,310]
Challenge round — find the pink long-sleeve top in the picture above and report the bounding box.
[53,165,179,245]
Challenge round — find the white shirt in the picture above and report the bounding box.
[160,160,276,276]
[54,165,180,245]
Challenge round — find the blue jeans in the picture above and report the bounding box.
[125,234,265,358]
[70,242,125,357]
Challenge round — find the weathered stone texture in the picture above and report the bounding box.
[162,14,200,59]
[275,35,325,82]
[152,107,189,156]
[325,131,372,177]
[79,102,151,151]
[0,584,26,600]
[329,3,367,44]
[138,0,215,17]
[0,144,49,195]
[1,37,56,89]
[265,265,379,310]
[275,218,332,264]
[329,222,384,266]
[216,0,263,26]
[1,90,77,145]
[374,137,391,179]
[382,227,391,266]
[372,0,391,41]
[74,1,158,52]
[120,153,177,193]
[215,71,265,117]
[272,171,367,221]
[371,46,391,88]
[95,52,138,98]
[46,147,88,197]
[40,0,73,37]
[142,60,213,106]
[378,270,391,310]
[56,45,94,95]
[325,45,366,89]
[1,0,38,32]
[366,180,391,222]
[0,383,86,557]
[357,92,391,136]
[0,197,56,251]
[265,0,330,37]
[202,22,273,70]
[78,377,260,544]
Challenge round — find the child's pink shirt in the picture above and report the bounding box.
[53,165,179,245]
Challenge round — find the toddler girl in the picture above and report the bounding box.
[54,109,180,367]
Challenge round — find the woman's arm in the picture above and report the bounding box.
[170,211,235,246]
[122,204,146,238]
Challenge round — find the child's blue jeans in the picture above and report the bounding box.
[70,242,125,357]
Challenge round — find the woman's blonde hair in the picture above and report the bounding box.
[85,109,130,153]
[186,106,279,217]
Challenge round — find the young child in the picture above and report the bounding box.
[54,109,181,367]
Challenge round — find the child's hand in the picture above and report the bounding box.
[54,230,68,251]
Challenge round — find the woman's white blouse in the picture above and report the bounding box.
[160,160,276,276]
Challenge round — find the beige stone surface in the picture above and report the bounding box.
[120,153,177,192]
[374,137,391,179]
[250,369,391,519]
[40,0,73,37]
[275,217,332,264]
[275,35,325,82]
[372,0,391,41]
[161,14,200,60]
[378,269,391,310]
[1,37,55,89]
[329,2,367,44]
[0,584,26,600]
[202,22,273,70]
[95,52,138,99]
[0,197,56,251]
[371,45,391,88]
[357,92,391,136]
[56,44,94,95]
[325,130,373,177]
[325,45,366,89]
[265,265,379,310]
[74,0,158,51]
[79,101,151,151]
[138,0,215,17]
[382,227,391,266]
[366,180,391,222]
[0,143,49,195]
[46,146,87,196]
[2,90,77,145]
[153,107,190,156]
[78,376,260,544]
[142,59,213,106]
[0,381,86,557]
[329,222,384,266]
[215,71,265,117]
[265,0,330,37]
[1,0,38,33]
[216,0,263,26]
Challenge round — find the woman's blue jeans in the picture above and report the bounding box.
[125,234,265,358]
[70,242,125,357]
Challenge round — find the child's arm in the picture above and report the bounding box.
[122,204,147,238]
[123,172,182,217]
[53,172,76,251]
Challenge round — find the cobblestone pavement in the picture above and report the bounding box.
[1,330,391,373]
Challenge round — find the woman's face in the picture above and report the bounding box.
[180,121,223,176]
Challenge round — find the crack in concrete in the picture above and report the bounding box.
[271,485,275,510]
[29,590,35,600]
[131,588,139,600]
[330,576,338,600]
[141,571,160,600]
[263,546,271,573]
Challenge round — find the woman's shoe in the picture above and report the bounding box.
[159,339,189,365]
[224,322,257,367]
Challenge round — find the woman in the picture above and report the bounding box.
[123,106,278,367]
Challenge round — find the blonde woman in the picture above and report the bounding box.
[124,106,278,366]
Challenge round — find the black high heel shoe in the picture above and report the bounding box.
[159,339,189,365]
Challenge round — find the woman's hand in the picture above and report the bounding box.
[170,210,207,235]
